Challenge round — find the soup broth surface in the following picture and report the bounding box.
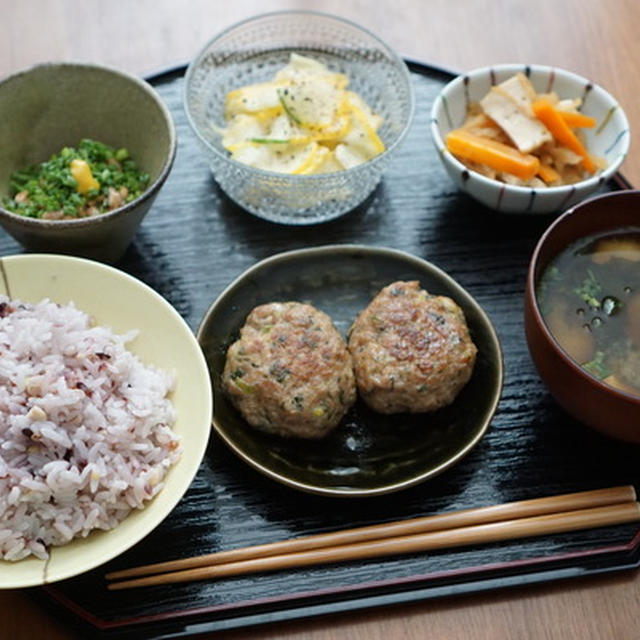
[537,227,640,397]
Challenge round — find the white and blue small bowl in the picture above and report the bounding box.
[430,64,630,214]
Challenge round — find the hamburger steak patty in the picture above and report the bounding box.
[222,301,356,438]
[348,281,477,413]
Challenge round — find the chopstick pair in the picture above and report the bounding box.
[106,485,639,590]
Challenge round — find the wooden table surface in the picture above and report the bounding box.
[1,1,639,638]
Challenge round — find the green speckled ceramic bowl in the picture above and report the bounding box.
[0,63,176,263]
[197,245,503,497]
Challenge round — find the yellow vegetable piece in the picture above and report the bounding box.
[294,143,334,175]
[221,114,267,150]
[313,148,343,174]
[446,129,540,180]
[291,142,321,175]
[308,114,351,144]
[275,53,349,91]
[334,143,368,170]
[225,83,285,117]
[277,77,344,128]
[348,101,385,155]
[230,141,318,174]
[70,159,99,194]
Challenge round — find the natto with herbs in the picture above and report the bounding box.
[3,139,149,220]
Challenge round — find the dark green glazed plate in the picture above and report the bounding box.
[197,244,503,496]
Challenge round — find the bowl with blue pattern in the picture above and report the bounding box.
[430,63,630,214]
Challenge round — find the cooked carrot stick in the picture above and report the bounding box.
[557,110,597,129]
[537,162,560,185]
[445,129,540,180]
[532,99,597,173]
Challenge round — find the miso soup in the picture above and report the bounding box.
[537,227,640,397]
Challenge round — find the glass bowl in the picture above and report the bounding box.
[183,11,414,224]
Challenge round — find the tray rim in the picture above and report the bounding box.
[31,57,639,639]
[33,526,640,638]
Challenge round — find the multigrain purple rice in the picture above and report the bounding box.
[0,296,180,561]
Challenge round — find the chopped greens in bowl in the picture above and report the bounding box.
[3,139,149,220]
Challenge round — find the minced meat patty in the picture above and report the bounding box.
[222,301,356,438]
[348,281,477,414]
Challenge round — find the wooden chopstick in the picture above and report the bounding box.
[106,485,638,590]
[107,486,634,581]
[108,502,640,590]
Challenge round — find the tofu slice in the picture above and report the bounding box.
[480,78,552,153]
[497,73,537,116]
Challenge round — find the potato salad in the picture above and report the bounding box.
[220,54,385,174]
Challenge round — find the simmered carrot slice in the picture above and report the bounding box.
[532,99,597,173]
[445,128,540,180]
[557,110,597,129]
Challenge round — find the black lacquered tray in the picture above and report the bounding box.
[15,61,639,638]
